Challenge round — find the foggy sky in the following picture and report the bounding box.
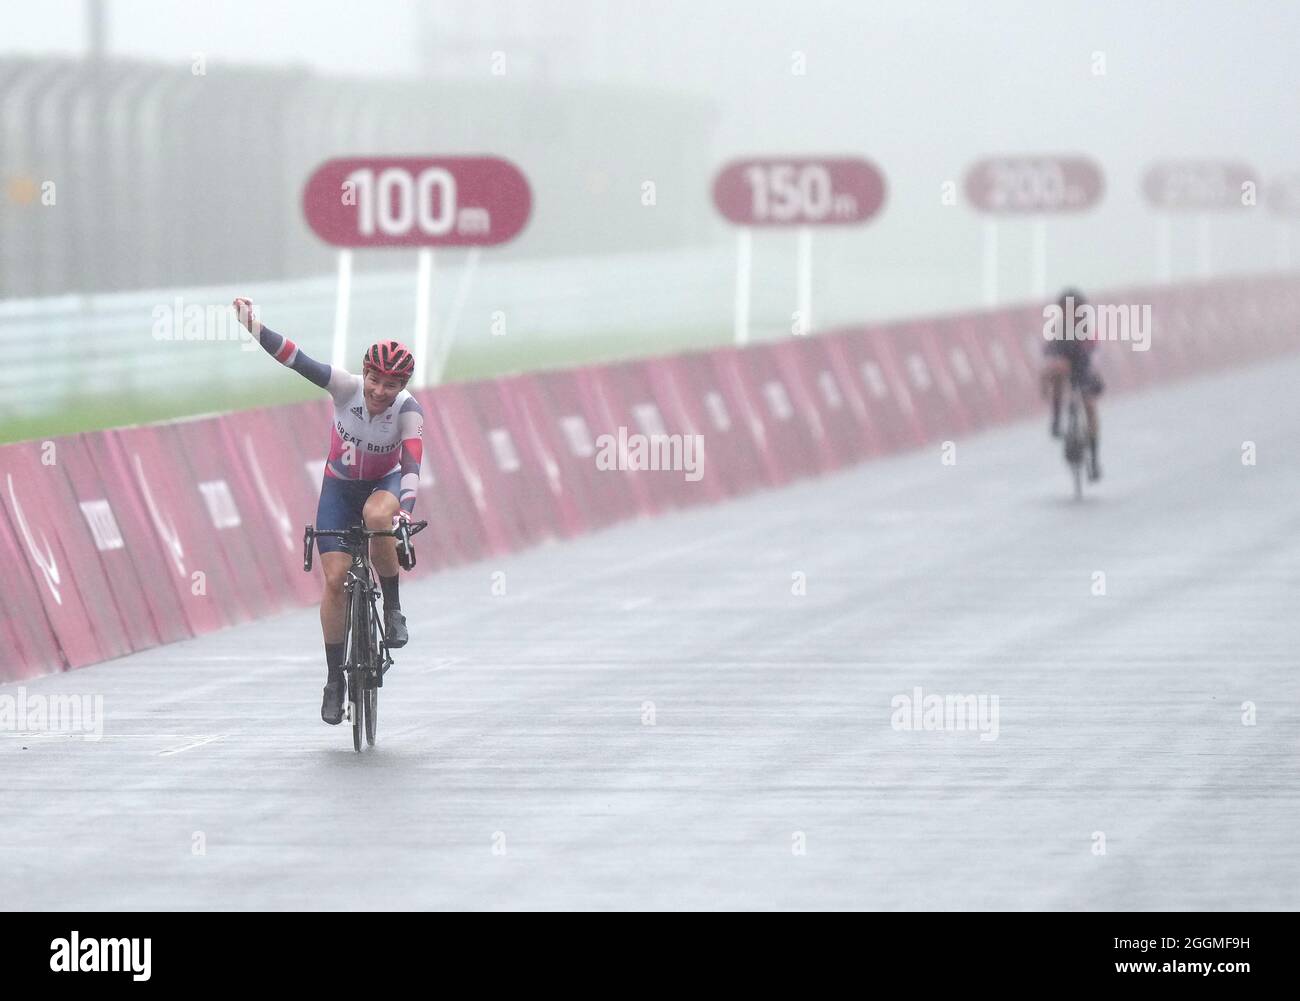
[6,0,1300,297]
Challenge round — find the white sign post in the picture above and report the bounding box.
[982,220,999,307]
[1031,219,1047,299]
[431,246,482,385]
[796,226,813,335]
[733,229,752,346]
[412,248,435,388]
[331,249,352,371]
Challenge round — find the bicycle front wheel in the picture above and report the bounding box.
[345,585,370,753]
[364,682,377,746]
[348,669,364,752]
[364,596,380,746]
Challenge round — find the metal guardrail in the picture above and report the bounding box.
[0,244,817,421]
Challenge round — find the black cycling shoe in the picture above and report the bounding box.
[321,679,345,725]
[385,609,409,648]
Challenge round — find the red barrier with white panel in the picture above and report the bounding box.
[2,275,1297,682]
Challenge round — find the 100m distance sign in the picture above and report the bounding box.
[302,157,532,248]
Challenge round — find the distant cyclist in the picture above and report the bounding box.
[234,298,424,725]
[1041,288,1103,481]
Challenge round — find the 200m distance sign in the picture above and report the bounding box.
[712,158,886,226]
[303,156,532,247]
[965,156,1104,214]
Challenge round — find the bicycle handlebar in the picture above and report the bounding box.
[302,520,429,573]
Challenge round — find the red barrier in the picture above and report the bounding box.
[651,352,767,499]
[494,375,589,538]
[531,368,640,527]
[929,317,1000,429]
[0,481,65,680]
[979,310,1041,418]
[53,434,163,654]
[957,313,1017,424]
[281,398,332,490]
[1214,283,1263,361]
[639,357,733,504]
[590,359,714,510]
[205,408,323,606]
[434,381,560,551]
[3,275,1296,683]
[873,321,969,443]
[824,327,921,451]
[76,430,193,646]
[109,425,251,633]
[1226,283,1264,360]
[769,337,872,468]
[171,416,295,617]
[1168,287,1213,374]
[406,391,493,567]
[577,366,661,516]
[0,441,133,668]
[712,345,819,485]
[1152,289,1199,379]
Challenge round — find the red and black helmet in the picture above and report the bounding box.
[363,340,415,381]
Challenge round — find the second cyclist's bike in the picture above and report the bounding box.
[1061,379,1088,501]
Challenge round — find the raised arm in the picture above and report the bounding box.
[397,396,425,517]
[234,297,359,404]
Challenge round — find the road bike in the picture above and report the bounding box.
[302,519,428,751]
[1061,378,1088,501]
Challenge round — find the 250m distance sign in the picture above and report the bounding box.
[303,157,532,248]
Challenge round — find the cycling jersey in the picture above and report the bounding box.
[255,324,424,515]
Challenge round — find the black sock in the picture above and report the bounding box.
[325,641,345,683]
[380,574,400,612]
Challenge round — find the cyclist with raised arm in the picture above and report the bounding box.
[234,298,425,725]
[1041,288,1103,481]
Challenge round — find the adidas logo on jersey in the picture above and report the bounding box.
[350,405,364,418]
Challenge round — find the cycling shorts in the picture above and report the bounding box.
[314,470,402,555]
[1045,341,1103,397]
